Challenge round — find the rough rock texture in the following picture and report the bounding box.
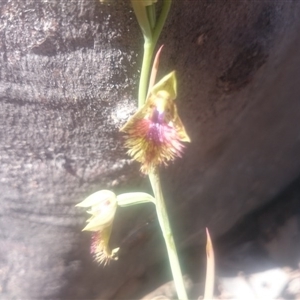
[1,0,300,299]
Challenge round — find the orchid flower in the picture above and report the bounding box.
[121,71,190,173]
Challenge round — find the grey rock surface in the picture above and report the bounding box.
[1,0,300,299]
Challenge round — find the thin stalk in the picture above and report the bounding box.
[139,41,155,107]
[130,0,153,107]
[149,170,188,300]
[138,0,172,107]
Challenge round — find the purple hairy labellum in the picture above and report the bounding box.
[121,71,190,173]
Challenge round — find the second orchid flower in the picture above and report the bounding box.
[76,190,155,265]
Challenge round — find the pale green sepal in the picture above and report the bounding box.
[117,192,156,207]
[150,71,177,100]
[82,213,115,232]
[75,190,116,208]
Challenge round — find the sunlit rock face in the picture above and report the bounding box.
[1,1,300,299]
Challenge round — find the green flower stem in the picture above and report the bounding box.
[149,170,188,300]
[136,0,172,107]
[132,1,186,299]
[139,41,155,107]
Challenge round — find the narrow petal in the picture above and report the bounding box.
[76,190,116,208]
[82,209,116,232]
